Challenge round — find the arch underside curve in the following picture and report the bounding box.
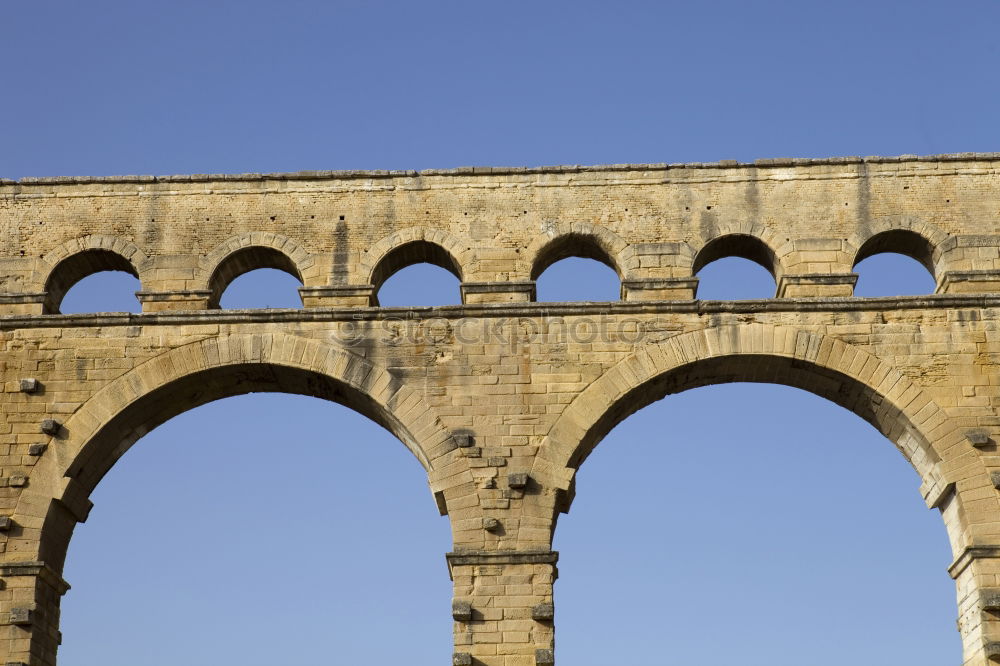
[535,324,956,520]
[206,246,305,308]
[526,222,636,281]
[361,227,469,289]
[198,233,316,303]
[848,217,950,276]
[28,333,452,569]
[40,235,149,314]
[693,233,779,278]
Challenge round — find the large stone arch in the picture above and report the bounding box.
[19,333,455,571]
[533,323,968,551]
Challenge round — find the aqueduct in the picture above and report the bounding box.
[1,154,1000,664]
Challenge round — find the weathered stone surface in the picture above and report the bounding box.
[508,473,529,489]
[7,609,32,627]
[969,432,993,449]
[2,155,1000,663]
[39,420,60,436]
[452,600,473,622]
[531,603,554,621]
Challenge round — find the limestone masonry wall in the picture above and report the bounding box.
[1,154,1000,664]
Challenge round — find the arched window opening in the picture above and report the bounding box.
[693,235,778,300]
[554,382,958,665]
[370,241,462,307]
[536,257,620,302]
[218,268,304,309]
[209,246,303,309]
[60,393,451,665]
[854,231,937,297]
[531,234,621,303]
[44,249,141,314]
[377,263,462,307]
[60,271,142,314]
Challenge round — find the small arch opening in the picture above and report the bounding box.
[694,235,778,299]
[209,247,303,309]
[531,234,621,303]
[45,249,141,314]
[219,269,304,309]
[370,241,462,307]
[536,257,621,303]
[853,230,936,296]
[61,271,142,314]
[377,264,462,307]
[531,233,619,282]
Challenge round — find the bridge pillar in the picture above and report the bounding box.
[951,548,1000,665]
[448,551,556,666]
[0,562,69,666]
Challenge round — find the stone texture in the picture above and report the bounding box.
[1,155,1000,663]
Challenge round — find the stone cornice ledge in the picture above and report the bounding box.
[0,293,999,330]
[445,550,559,578]
[949,546,1000,580]
[0,561,71,595]
[3,152,1000,185]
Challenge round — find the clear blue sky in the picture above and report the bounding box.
[4,2,997,664]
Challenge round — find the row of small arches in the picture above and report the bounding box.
[52,228,938,313]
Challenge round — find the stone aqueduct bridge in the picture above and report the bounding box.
[2,153,1000,665]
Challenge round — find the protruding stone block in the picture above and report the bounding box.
[451,600,473,622]
[18,378,39,393]
[7,475,27,488]
[985,641,1000,661]
[40,419,61,436]
[990,471,1000,490]
[981,590,1000,611]
[452,652,472,666]
[27,443,47,456]
[0,516,12,531]
[8,607,32,626]
[531,602,554,621]
[535,648,555,665]
[508,473,529,489]
[969,432,992,449]
[483,517,501,533]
